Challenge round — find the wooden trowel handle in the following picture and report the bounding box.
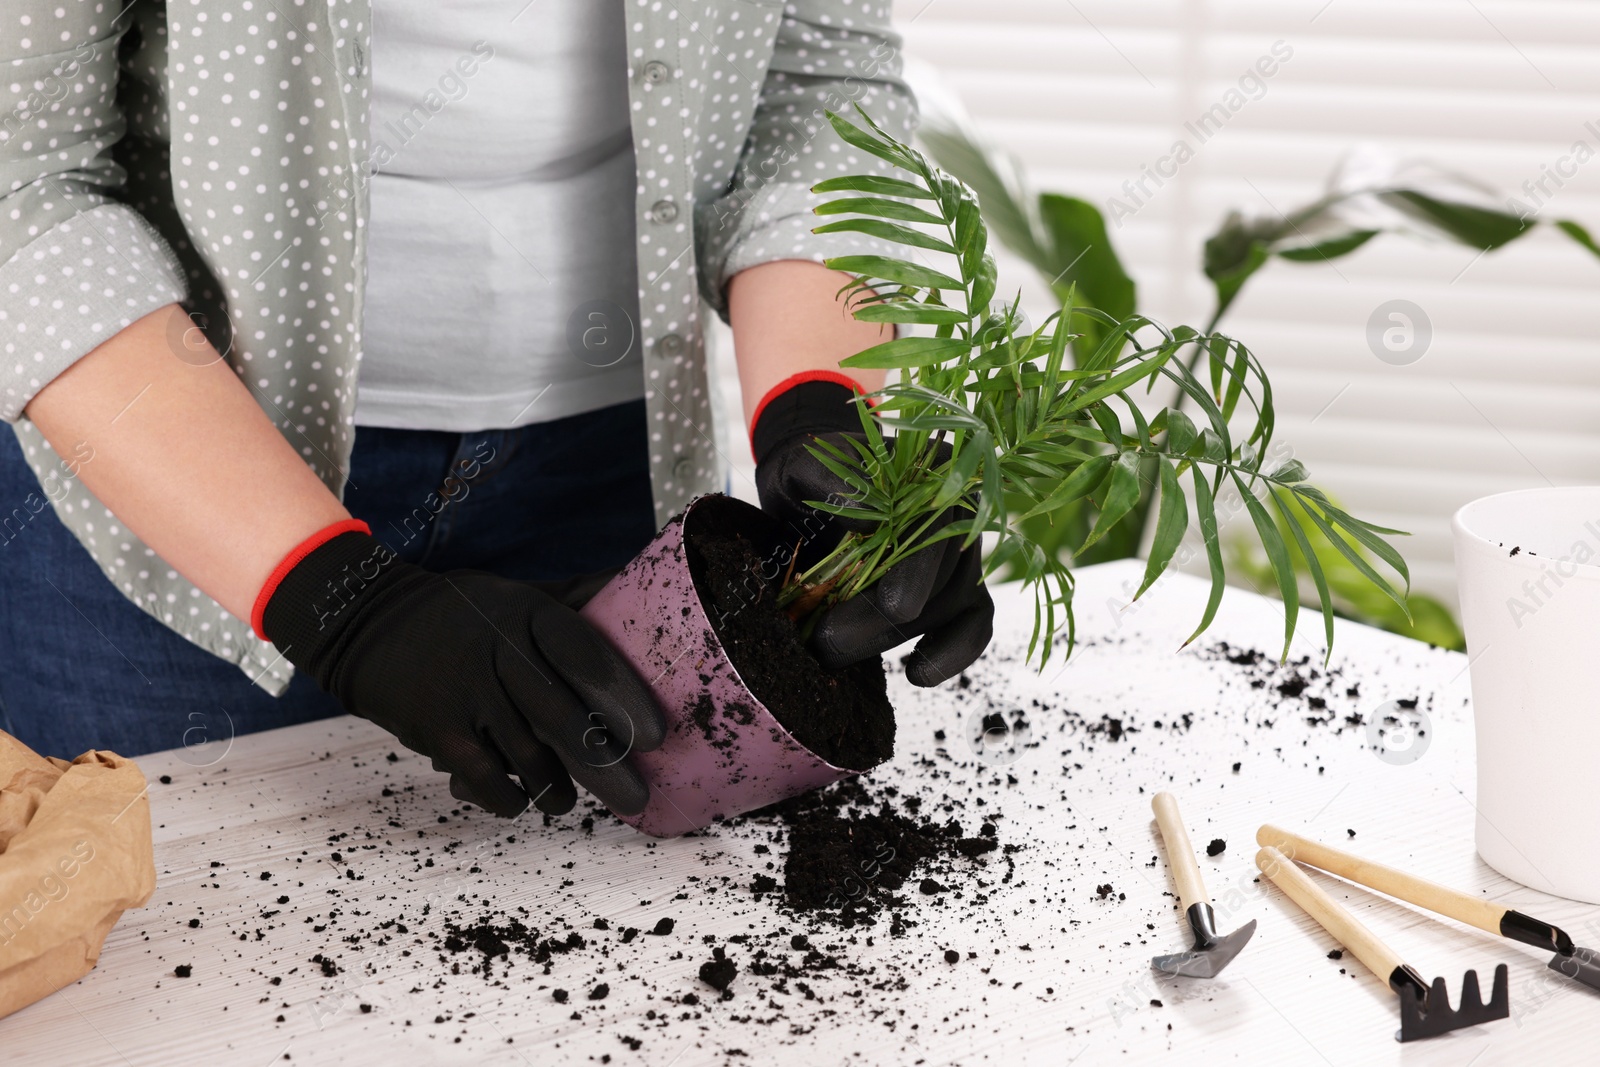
[1257,824,1506,936]
[1152,792,1209,911]
[1257,846,1405,987]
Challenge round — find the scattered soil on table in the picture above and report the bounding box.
[1206,838,1226,857]
[147,596,1459,1059]
[441,915,586,968]
[685,508,893,770]
[1193,640,1436,742]
[201,754,1022,1057]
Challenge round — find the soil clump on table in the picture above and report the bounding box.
[742,777,1007,928]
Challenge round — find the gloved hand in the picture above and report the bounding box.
[752,375,994,687]
[254,525,664,818]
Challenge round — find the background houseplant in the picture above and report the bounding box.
[914,111,1600,652]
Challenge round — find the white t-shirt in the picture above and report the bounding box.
[356,1,643,431]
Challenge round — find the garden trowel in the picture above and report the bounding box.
[1150,792,1256,978]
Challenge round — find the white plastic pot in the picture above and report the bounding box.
[1453,486,1600,903]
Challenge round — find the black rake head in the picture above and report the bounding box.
[1394,964,1509,1043]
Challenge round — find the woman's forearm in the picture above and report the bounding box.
[23,304,351,621]
[727,260,888,427]
[25,264,878,620]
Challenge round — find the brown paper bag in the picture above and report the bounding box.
[0,731,156,1019]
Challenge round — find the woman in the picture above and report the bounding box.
[0,0,992,819]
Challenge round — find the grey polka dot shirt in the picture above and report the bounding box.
[0,0,916,694]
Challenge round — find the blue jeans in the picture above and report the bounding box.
[0,401,658,759]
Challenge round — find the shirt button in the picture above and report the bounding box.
[657,333,685,357]
[650,199,679,224]
[672,457,695,482]
[642,60,671,84]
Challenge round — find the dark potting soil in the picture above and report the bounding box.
[743,777,1008,927]
[698,947,738,991]
[441,916,586,967]
[684,513,894,771]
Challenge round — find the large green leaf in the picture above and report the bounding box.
[1377,190,1530,249]
[848,301,971,327]
[812,218,957,255]
[826,110,914,169]
[1019,453,1113,521]
[1236,474,1300,660]
[823,255,965,292]
[842,336,971,370]
[1080,451,1141,551]
[814,197,948,226]
[970,253,998,319]
[1271,487,1336,653]
[1277,230,1380,262]
[812,174,935,200]
[1037,193,1137,321]
[1557,219,1600,261]
[1293,498,1411,618]
[1136,458,1187,599]
[1183,462,1227,647]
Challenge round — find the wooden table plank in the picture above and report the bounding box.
[4,560,1595,1066]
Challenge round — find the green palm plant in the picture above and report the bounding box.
[777,108,1411,664]
[914,114,1600,652]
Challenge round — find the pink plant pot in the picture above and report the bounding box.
[579,494,859,837]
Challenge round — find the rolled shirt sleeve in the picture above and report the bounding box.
[1,7,187,422]
[2,205,187,421]
[696,0,919,318]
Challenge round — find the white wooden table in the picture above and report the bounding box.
[5,560,1596,1066]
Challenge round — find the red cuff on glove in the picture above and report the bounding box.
[250,518,373,640]
[748,370,879,463]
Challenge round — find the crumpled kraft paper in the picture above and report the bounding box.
[0,731,156,1019]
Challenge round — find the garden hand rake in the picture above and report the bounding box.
[1149,792,1256,978]
[1257,845,1509,1042]
[1259,824,1600,994]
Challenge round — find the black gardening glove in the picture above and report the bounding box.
[258,530,664,818]
[752,377,994,687]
